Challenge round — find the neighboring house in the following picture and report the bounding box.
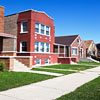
[0,6,16,56]
[4,8,58,65]
[84,40,97,57]
[96,43,100,57]
[54,35,86,63]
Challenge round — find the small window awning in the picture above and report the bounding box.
[0,33,16,38]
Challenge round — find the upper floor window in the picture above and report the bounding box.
[72,47,78,55]
[41,24,45,34]
[77,39,80,44]
[35,22,50,36]
[46,26,50,35]
[35,23,39,33]
[21,22,28,33]
[20,41,27,52]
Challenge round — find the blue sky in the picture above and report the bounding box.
[0,0,100,43]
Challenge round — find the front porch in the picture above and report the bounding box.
[53,43,78,64]
[0,33,17,56]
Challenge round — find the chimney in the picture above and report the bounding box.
[0,6,4,33]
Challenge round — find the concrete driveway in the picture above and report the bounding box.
[0,66,100,100]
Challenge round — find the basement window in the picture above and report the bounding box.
[36,59,41,65]
[45,59,49,64]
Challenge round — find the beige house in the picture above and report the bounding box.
[84,40,97,57]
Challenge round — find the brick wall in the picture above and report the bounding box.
[58,58,71,64]
[2,38,16,51]
[15,57,33,68]
[4,14,18,36]
[0,57,14,70]
[0,6,4,33]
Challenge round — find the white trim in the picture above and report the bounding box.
[0,35,17,39]
[54,43,66,46]
[17,52,57,54]
[0,56,33,58]
[80,48,83,58]
[1,51,17,53]
[58,57,77,58]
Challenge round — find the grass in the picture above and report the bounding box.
[78,61,100,65]
[0,71,56,91]
[41,64,96,71]
[32,68,76,75]
[56,76,100,100]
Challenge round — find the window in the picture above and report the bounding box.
[77,39,80,44]
[46,26,50,35]
[46,43,50,52]
[41,24,45,34]
[20,41,27,52]
[36,59,41,65]
[45,59,49,64]
[35,42,39,52]
[72,48,78,55]
[35,22,39,33]
[35,42,50,53]
[35,22,50,36]
[21,22,28,33]
[40,42,44,52]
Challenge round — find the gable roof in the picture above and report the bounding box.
[55,35,79,46]
[83,40,93,48]
[96,43,100,50]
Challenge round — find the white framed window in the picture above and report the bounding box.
[35,22,50,36]
[35,22,39,33]
[36,59,41,65]
[46,26,50,36]
[72,47,78,55]
[40,42,44,52]
[35,42,50,53]
[45,59,49,64]
[46,43,50,52]
[21,21,28,33]
[35,42,39,52]
[41,24,45,34]
[77,39,80,44]
[20,41,27,52]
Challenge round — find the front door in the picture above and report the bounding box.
[80,48,83,58]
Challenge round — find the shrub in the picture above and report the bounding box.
[91,55,100,62]
[0,62,6,72]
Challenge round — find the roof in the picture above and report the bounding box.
[83,40,93,48]
[55,35,79,46]
[5,9,53,20]
[96,43,100,50]
[0,33,16,38]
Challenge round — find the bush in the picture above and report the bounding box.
[91,55,100,62]
[0,62,6,71]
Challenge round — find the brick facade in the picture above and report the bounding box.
[0,6,4,33]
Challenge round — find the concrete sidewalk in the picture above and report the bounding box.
[0,66,100,100]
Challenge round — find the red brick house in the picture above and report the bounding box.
[4,9,58,66]
[54,35,86,63]
[0,6,87,69]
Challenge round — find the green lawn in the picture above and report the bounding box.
[78,61,100,65]
[41,64,96,71]
[56,76,100,100]
[32,68,76,75]
[0,71,56,91]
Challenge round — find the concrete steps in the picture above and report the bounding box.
[13,59,30,71]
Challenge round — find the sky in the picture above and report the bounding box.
[0,0,100,43]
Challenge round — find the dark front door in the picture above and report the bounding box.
[0,37,3,52]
